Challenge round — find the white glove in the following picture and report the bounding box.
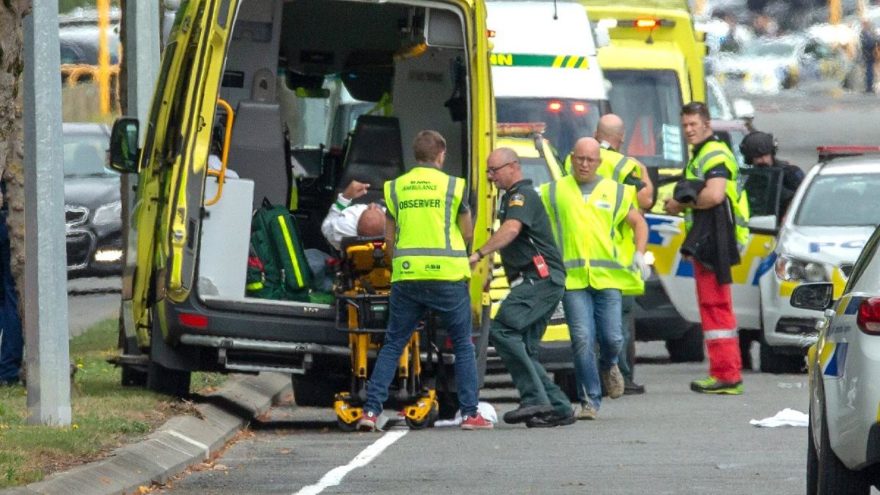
[634,251,651,281]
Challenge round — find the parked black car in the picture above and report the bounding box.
[64,123,122,277]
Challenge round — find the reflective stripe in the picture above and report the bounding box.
[444,175,456,252]
[564,259,585,269]
[590,259,624,270]
[611,155,628,182]
[394,247,468,257]
[548,181,565,261]
[695,149,733,176]
[703,329,738,340]
[277,216,305,287]
[246,281,263,291]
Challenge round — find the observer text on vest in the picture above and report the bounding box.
[398,199,442,209]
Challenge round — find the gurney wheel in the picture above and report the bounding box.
[404,403,438,430]
[337,417,358,432]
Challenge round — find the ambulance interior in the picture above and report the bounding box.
[197,0,473,305]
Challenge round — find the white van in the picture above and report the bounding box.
[487,0,610,157]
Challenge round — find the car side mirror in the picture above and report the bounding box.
[748,214,778,235]
[790,282,834,311]
[109,117,140,174]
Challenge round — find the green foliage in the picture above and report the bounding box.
[0,318,226,488]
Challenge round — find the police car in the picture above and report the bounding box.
[759,147,880,373]
[790,223,880,493]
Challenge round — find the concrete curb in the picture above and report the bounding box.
[2,372,292,495]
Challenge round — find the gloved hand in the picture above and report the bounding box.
[634,251,651,281]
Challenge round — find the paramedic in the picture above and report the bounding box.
[358,130,492,431]
[469,147,576,428]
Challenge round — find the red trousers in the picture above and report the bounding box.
[694,262,742,383]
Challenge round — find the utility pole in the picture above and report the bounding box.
[23,2,71,426]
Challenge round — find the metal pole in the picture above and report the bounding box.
[23,4,71,426]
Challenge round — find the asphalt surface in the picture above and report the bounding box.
[154,345,809,495]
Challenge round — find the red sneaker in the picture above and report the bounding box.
[358,411,380,432]
[461,412,494,430]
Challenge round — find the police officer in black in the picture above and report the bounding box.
[469,147,575,428]
[739,131,805,216]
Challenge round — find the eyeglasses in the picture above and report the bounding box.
[487,161,515,175]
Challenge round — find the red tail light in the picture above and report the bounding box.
[857,297,880,334]
[547,101,563,112]
[178,313,209,330]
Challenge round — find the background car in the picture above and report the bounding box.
[758,147,880,372]
[793,223,880,493]
[712,34,854,94]
[64,122,122,277]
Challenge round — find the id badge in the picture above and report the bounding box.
[533,254,550,279]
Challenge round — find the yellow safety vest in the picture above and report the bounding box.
[684,140,750,247]
[597,148,644,296]
[597,147,641,184]
[540,175,636,291]
[384,166,470,282]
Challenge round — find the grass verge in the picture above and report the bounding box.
[0,319,226,488]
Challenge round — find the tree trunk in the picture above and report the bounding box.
[0,1,29,306]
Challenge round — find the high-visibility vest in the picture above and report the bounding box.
[597,148,644,296]
[684,140,750,246]
[384,166,470,282]
[540,175,635,291]
[597,147,641,184]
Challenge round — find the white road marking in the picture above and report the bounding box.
[293,429,408,495]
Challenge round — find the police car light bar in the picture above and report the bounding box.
[620,18,676,29]
[817,146,880,161]
[497,122,547,137]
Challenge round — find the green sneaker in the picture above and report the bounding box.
[690,377,743,395]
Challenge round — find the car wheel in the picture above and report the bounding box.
[118,315,147,387]
[817,401,870,494]
[759,339,805,374]
[146,318,191,397]
[553,370,579,402]
[807,413,819,495]
[665,323,705,363]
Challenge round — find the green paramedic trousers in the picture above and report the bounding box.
[490,276,571,415]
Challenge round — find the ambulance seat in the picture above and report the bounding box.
[227,100,291,210]
[337,115,404,205]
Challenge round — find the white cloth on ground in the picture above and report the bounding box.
[749,408,808,427]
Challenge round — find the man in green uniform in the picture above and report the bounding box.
[469,147,575,428]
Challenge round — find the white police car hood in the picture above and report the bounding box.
[777,225,875,265]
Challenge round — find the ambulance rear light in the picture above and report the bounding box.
[572,102,589,114]
[497,122,547,137]
[178,312,209,330]
[817,146,880,161]
[857,297,880,335]
[547,101,563,112]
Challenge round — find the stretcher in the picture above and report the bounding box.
[332,236,439,431]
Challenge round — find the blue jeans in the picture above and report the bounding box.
[0,216,21,382]
[563,287,622,409]
[364,280,479,417]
